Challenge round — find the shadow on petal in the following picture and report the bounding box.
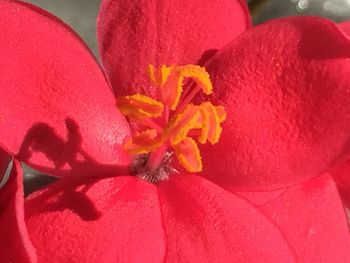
[25,175,117,221]
[16,118,134,220]
[197,49,219,66]
[42,183,102,221]
[17,117,130,179]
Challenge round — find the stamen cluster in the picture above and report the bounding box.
[117,64,226,178]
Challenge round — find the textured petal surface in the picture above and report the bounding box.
[330,159,350,209]
[23,173,297,262]
[239,174,350,262]
[0,1,131,177]
[0,159,37,263]
[201,16,350,191]
[157,175,297,262]
[25,175,165,263]
[97,0,251,97]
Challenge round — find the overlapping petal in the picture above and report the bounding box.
[25,175,165,263]
[200,16,350,191]
[0,159,37,263]
[239,174,350,262]
[330,159,350,209]
[2,173,298,262]
[157,175,297,262]
[0,1,131,178]
[97,0,251,97]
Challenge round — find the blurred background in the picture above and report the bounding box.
[24,0,350,57]
[18,0,350,194]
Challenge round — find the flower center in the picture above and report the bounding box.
[117,64,226,183]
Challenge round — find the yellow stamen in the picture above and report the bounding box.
[173,137,202,173]
[119,63,226,177]
[198,102,226,145]
[124,129,161,154]
[148,64,157,85]
[117,94,164,120]
[165,104,202,145]
[176,65,213,95]
[215,105,227,123]
[148,64,174,87]
[161,71,181,110]
[159,65,213,111]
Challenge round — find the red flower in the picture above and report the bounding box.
[1,0,350,262]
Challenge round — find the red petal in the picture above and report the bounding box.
[330,159,350,209]
[332,22,350,206]
[238,174,350,262]
[0,159,37,263]
[0,1,131,177]
[0,146,11,184]
[157,175,297,262]
[339,21,350,36]
[201,16,350,191]
[97,0,251,97]
[24,175,165,262]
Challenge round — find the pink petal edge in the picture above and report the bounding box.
[339,21,350,36]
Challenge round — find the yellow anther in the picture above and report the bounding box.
[148,64,213,111]
[124,129,161,154]
[174,137,202,173]
[165,104,202,145]
[198,102,225,145]
[168,65,213,110]
[148,64,157,85]
[176,65,213,94]
[215,105,227,123]
[117,94,164,120]
[148,64,174,87]
[159,70,181,110]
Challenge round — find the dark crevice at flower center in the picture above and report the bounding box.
[131,152,177,183]
[117,64,226,183]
